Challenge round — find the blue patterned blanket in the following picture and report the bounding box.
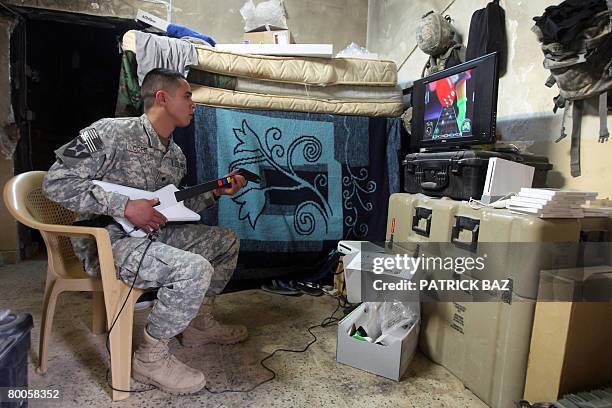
[174,106,400,257]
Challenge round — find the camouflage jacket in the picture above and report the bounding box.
[43,114,216,276]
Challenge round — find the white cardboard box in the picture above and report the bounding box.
[340,241,419,303]
[336,303,419,381]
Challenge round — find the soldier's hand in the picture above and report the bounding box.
[124,198,167,233]
[214,169,246,197]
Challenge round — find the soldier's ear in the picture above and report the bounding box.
[154,90,166,106]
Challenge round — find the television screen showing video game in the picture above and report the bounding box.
[422,69,474,142]
[410,52,498,149]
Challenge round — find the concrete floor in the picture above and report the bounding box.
[0,260,487,408]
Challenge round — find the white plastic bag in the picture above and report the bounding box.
[351,301,419,345]
[374,302,418,345]
[240,0,288,32]
[381,302,418,333]
[336,42,379,60]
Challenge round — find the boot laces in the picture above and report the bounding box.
[149,338,171,361]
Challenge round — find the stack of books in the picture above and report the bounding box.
[506,188,598,218]
[582,206,612,217]
[583,198,612,217]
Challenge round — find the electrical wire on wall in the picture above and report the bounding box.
[0,1,20,19]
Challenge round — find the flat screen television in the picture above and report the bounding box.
[410,52,499,150]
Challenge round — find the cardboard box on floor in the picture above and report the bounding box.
[336,302,419,381]
[524,266,612,403]
[244,25,292,44]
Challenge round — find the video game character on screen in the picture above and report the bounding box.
[423,69,473,141]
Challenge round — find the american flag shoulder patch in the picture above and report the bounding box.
[78,128,104,153]
[63,128,104,159]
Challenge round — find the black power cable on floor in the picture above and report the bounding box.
[204,293,350,394]
[102,239,352,395]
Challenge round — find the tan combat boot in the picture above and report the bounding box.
[132,328,206,394]
[179,297,248,347]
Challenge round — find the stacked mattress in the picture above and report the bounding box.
[118,30,403,272]
[121,30,403,117]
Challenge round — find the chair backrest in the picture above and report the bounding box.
[3,171,79,270]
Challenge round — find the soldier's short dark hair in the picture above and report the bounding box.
[141,68,187,110]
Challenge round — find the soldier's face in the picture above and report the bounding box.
[166,79,195,127]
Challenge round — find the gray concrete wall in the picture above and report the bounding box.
[6,0,367,52]
[367,0,612,198]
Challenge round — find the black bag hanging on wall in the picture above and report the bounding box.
[466,0,507,76]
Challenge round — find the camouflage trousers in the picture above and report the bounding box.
[112,224,240,339]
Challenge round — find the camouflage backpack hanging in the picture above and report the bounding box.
[417,11,464,78]
[533,0,612,177]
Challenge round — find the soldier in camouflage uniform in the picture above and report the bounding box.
[43,68,248,395]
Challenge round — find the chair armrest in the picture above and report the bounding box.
[41,225,117,282]
[38,224,111,241]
